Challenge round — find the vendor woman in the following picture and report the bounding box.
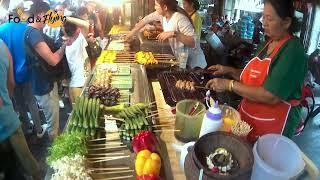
[126,0,207,69]
[206,0,307,142]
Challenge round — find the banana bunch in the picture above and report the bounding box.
[67,96,100,138]
[135,51,158,65]
[97,50,117,64]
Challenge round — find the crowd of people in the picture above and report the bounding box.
[0,0,110,179]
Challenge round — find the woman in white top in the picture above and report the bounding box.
[62,17,90,105]
[126,0,207,69]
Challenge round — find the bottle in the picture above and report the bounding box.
[199,101,223,138]
[89,23,94,34]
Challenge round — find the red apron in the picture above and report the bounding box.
[239,34,299,142]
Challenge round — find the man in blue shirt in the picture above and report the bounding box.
[25,1,73,140]
[0,20,46,137]
[0,39,40,180]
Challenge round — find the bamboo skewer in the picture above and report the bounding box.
[152,124,174,128]
[150,109,167,114]
[195,86,211,90]
[148,101,157,106]
[88,145,127,151]
[87,152,125,156]
[153,129,180,133]
[146,113,159,118]
[87,142,124,147]
[94,175,134,180]
[88,167,130,171]
[88,155,130,163]
[91,170,134,175]
[87,156,127,160]
[159,121,176,124]
[151,116,176,121]
[89,137,120,142]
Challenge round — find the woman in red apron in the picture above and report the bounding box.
[206,0,307,142]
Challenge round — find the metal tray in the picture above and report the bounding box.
[158,70,241,107]
[158,71,209,106]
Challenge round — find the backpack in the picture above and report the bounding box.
[24,27,71,82]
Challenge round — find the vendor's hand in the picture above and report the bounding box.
[124,34,134,43]
[157,31,174,42]
[206,78,230,92]
[207,64,232,76]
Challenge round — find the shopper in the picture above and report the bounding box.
[43,3,68,109]
[206,0,307,142]
[0,11,46,138]
[43,4,65,44]
[62,17,89,105]
[126,0,207,69]
[84,1,104,38]
[0,39,40,180]
[182,0,202,39]
[77,6,102,69]
[24,1,74,140]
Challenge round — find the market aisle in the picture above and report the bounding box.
[25,98,72,178]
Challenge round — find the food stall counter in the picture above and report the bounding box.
[151,81,187,180]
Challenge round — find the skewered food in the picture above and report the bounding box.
[92,68,112,87]
[88,85,121,106]
[175,80,196,91]
[108,25,129,35]
[135,51,158,65]
[106,103,152,141]
[67,96,100,138]
[143,30,161,40]
[96,50,117,64]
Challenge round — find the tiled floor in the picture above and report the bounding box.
[25,98,71,178]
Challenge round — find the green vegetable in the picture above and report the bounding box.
[143,117,149,126]
[94,98,100,128]
[135,103,148,110]
[90,128,96,137]
[90,98,96,128]
[133,105,144,115]
[47,132,87,165]
[104,103,127,112]
[75,97,80,117]
[88,98,93,119]
[83,97,88,118]
[79,96,85,116]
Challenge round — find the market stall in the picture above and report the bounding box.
[45,24,319,180]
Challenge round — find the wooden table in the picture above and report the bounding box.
[152,82,186,180]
